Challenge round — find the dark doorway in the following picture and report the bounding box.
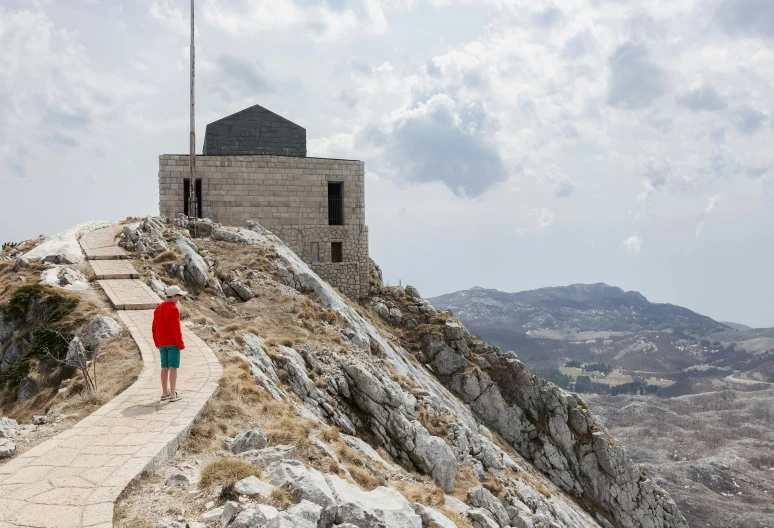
[328,182,343,225]
[183,178,203,218]
[331,242,343,263]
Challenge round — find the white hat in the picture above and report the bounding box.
[165,285,188,297]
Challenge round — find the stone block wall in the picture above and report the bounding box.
[203,105,306,157]
[158,154,369,298]
[312,263,361,300]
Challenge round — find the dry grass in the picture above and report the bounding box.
[440,507,475,528]
[269,488,293,509]
[152,250,178,263]
[330,440,385,490]
[451,466,481,501]
[416,403,450,438]
[0,331,142,423]
[391,480,446,507]
[199,457,260,488]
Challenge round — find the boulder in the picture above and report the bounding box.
[89,315,121,345]
[444,322,465,341]
[174,235,209,287]
[405,285,421,299]
[212,226,263,245]
[411,503,457,528]
[65,337,89,368]
[16,378,38,402]
[325,474,422,528]
[221,501,239,526]
[234,475,276,498]
[0,438,16,459]
[267,500,323,528]
[0,417,19,438]
[467,486,510,527]
[32,415,47,425]
[266,460,336,521]
[241,445,296,469]
[467,509,501,528]
[13,257,29,272]
[229,280,254,302]
[230,428,267,454]
[229,508,268,528]
[388,308,403,325]
[40,266,89,291]
[166,473,190,488]
[201,507,224,523]
[149,271,169,297]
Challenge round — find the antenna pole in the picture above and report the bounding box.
[188,0,198,219]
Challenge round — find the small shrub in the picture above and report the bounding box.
[199,457,259,489]
[270,488,293,509]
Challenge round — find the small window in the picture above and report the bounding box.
[311,242,320,263]
[331,242,343,263]
[183,178,203,218]
[328,182,343,225]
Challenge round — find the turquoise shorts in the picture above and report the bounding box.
[159,346,181,369]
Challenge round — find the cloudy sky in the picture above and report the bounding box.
[1,0,773,326]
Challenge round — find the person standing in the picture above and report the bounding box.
[152,285,187,402]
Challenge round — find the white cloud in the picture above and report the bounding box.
[622,234,643,256]
[200,0,408,40]
[149,0,189,36]
[516,208,555,236]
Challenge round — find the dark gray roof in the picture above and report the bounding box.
[203,104,306,157]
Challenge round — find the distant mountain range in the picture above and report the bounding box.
[428,283,774,378]
[429,283,729,337]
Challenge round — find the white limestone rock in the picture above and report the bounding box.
[234,475,276,498]
[229,280,254,301]
[221,501,239,526]
[411,503,457,528]
[325,474,422,528]
[0,417,19,438]
[24,221,115,264]
[40,266,89,291]
[230,428,268,454]
[266,460,336,523]
[241,445,296,470]
[0,438,16,458]
[174,234,209,287]
[212,226,264,245]
[468,486,510,527]
[89,315,121,345]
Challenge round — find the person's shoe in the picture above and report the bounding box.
[169,392,183,402]
[160,391,171,401]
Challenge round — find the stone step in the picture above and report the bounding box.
[85,246,130,260]
[98,279,162,310]
[89,259,140,280]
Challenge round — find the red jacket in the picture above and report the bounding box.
[152,301,185,350]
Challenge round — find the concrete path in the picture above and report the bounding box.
[89,261,139,280]
[0,226,222,528]
[82,226,130,261]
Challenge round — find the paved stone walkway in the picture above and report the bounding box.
[99,280,161,310]
[89,261,139,280]
[82,226,130,261]
[0,226,222,528]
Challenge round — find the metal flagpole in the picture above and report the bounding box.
[188,0,198,219]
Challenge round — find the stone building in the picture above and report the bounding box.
[159,104,369,299]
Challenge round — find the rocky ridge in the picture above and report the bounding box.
[111,216,686,528]
[3,217,689,527]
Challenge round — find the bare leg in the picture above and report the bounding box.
[169,368,178,396]
[161,367,169,396]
